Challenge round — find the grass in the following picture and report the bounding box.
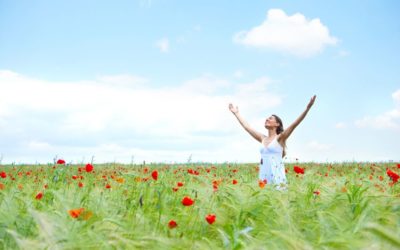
[0,162,399,249]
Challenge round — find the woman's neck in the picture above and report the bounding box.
[267,129,277,138]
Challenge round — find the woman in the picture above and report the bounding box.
[229,95,316,188]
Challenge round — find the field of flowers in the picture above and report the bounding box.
[0,161,399,249]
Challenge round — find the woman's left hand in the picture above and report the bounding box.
[307,95,316,110]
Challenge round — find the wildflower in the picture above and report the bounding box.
[182,196,194,206]
[205,214,216,225]
[0,172,6,179]
[56,159,66,164]
[294,166,305,174]
[168,220,177,229]
[72,175,78,180]
[259,179,267,188]
[35,192,43,200]
[151,170,158,181]
[177,182,184,187]
[313,190,320,195]
[172,187,179,192]
[68,208,84,218]
[85,164,94,173]
[232,179,238,185]
[105,184,111,189]
[116,177,125,183]
[386,169,399,183]
[78,182,84,188]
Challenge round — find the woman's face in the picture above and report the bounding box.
[264,115,279,129]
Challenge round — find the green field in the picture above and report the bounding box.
[0,162,399,249]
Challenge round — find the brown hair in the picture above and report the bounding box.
[272,114,286,158]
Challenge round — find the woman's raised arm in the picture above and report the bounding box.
[229,103,264,143]
[279,95,316,142]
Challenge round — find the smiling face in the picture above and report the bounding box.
[264,115,280,131]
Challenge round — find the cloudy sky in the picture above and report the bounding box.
[0,1,399,164]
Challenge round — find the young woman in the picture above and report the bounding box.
[229,95,316,188]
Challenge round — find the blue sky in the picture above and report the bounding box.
[0,0,399,164]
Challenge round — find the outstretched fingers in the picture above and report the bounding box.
[229,103,239,113]
[307,95,317,109]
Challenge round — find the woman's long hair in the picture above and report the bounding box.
[272,114,286,158]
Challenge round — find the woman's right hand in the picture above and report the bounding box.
[229,103,239,114]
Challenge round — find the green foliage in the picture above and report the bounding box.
[0,162,398,249]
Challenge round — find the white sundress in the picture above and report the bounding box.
[259,136,287,188]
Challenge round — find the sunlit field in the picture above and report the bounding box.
[0,161,399,249]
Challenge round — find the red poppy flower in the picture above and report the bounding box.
[386,169,399,183]
[56,159,66,164]
[35,192,43,200]
[397,164,400,168]
[168,220,177,229]
[78,182,84,188]
[68,208,84,218]
[259,179,267,188]
[172,187,179,192]
[151,170,158,181]
[0,172,6,179]
[182,196,194,206]
[232,179,238,185]
[188,169,199,175]
[313,190,320,195]
[72,175,78,180]
[294,166,305,174]
[177,182,183,187]
[105,184,111,189]
[205,214,216,224]
[85,164,94,172]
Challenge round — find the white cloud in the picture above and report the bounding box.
[156,38,169,53]
[355,89,400,130]
[393,89,400,103]
[27,141,52,150]
[307,140,333,151]
[96,74,148,88]
[335,122,347,129]
[233,70,244,78]
[233,9,338,57]
[0,70,282,163]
